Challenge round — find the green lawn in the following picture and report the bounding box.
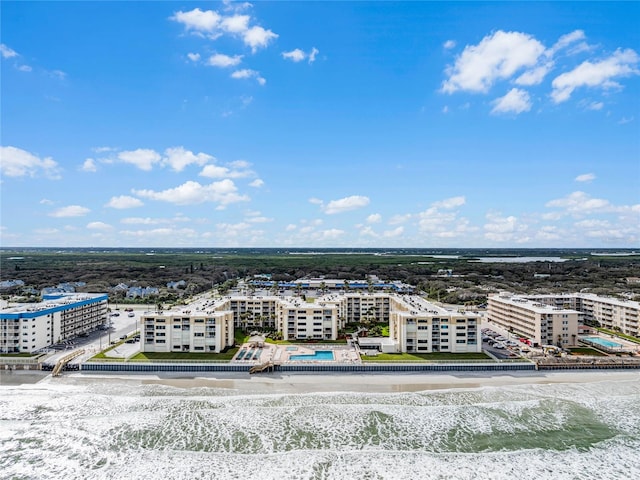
[130,349,239,361]
[595,328,640,345]
[360,352,492,362]
[0,353,40,357]
[568,347,607,357]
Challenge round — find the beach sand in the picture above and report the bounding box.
[52,369,640,394]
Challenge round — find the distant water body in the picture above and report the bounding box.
[1,375,639,479]
[472,256,569,263]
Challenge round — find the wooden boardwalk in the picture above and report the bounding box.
[52,349,85,376]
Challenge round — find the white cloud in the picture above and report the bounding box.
[309,47,319,63]
[221,14,250,33]
[243,25,278,52]
[417,196,474,238]
[443,40,456,50]
[199,161,253,179]
[92,146,116,153]
[389,213,412,225]
[171,8,277,52]
[282,47,319,63]
[432,196,465,209]
[549,30,586,56]
[249,178,264,188]
[49,70,66,80]
[187,52,201,62]
[515,62,553,86]
[383,226,404,238]
[618,116,634,125]
[582,100,604,111]
[199,165,231,178]
[231,69,266,85]
[87,221,113,230]
[39,199,54,205]
[118,149,161,171]
[483,212,529,242]
[133,179,249,207]
[17,64,32,72]
[207,53,243,67]
[285,224,296,231]
[81,158,97,172]
[321,228,344,240]
[49,205,90,218]
[282,48,305,62]
[322,195,370,214]
[245,213,272,224]
[170,8,222,33]
[366,213,382,224]
[545,191,613,215]
[120,227,198,238]
[575,173,596,183]
[105,195,144,209]
[0,44,18,58]
[491,88,532,115]
[121,216,190,225]
[163,146,213,172]
[551,49,640,103]
[0,146,61,179]
[442,30,545,93]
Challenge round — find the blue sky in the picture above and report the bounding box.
[1,1,638,248]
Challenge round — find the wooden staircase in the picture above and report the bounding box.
[249,361,277,374]
[52,349,85,377]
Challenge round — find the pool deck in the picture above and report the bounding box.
[579,334,639,354]
[232,342,362,365]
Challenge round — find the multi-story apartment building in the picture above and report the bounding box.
[0,293,108,353]
[228,296,278,330]
[276,298,339,341]
[487,293,580,347]
[387,295,481,353]
[140,292,482,353]
[140,307,234,353]
[518,293,640,338]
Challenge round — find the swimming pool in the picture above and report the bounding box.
[583,336,623,349]
[289,350,335,361]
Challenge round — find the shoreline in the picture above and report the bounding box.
[38,369,640,394]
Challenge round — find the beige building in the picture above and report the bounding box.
[522,293,639,338]
[487,293,580,347]
[387,295,481,353]
[141,291,482,353]
[276,298,339,341]
[141,306,234,353]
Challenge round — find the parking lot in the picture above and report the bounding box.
[481,326,526,360]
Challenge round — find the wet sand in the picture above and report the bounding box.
[53,369,640,394]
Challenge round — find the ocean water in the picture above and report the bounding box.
[1,375,639,480]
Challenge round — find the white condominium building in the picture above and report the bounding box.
[140,292,481,353]
[276,298,339,341]
[387,295,481,353]
[141,305,234,353]
[0,293,109,353]
[487,293,580,347]
[517,293,640,338]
